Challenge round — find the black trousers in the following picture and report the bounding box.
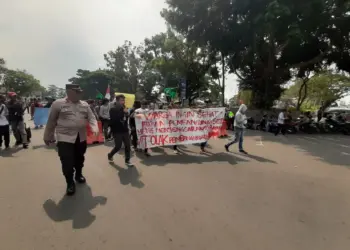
[130,127,137,149]
[101,119,111,139]
[110,132,131,162]
[57,135,87,184]
[275,124,286,135]
[0,125,10,147]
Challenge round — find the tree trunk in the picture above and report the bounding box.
[296,81,308,110]
[221,52,225,106]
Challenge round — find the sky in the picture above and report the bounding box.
[0,0,239,99]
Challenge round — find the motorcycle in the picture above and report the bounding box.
[256,115,267,131]
[284,120,298,134]
[297,116,320,134]
[246,117,255,130]
[323,116,350,135]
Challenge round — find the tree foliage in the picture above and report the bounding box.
[141,30,217,102]
[69,69,113,100]
[71,31,219,102]
[0,58,6,85]
[104,41,144,97]
[307,72,350,107]
[0,57,45,96]
[162,0,350,108]
[44,85,65,99]
[284,71,350,109]
[2,69,44,95]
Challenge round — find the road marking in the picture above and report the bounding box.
[341,152,350,156]
[256,137,264,146]
[296,148,307,152]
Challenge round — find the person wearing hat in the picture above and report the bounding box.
[44,84,98,196]
[7,92,29,148]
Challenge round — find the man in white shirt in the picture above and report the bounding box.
[134,101,151,156]
[275,109,286,136]
[0,95,10,149]
[99,98,111,140]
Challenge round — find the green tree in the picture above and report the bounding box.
[104,41,146,99]
[0,58,6,73]
[0,58,7,84]
[283,71,312,110]
[200,79,222,103]
[142,30,217,102]
[238,90,253,107]
[2,69,44,96]
[307,72,350,108]
[45,85,59,98]
[285,71,350,109]
[69,69,113,100]
[162,0,350,108]
[57,88,66,98]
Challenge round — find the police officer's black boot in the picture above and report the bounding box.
[65,176,76,196]
[75,169,86,184]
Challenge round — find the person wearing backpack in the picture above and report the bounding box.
[0,95,10,149]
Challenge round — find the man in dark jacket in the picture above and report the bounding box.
[7,92,28,148]
[107,94,133,167]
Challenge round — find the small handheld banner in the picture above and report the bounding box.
[33,108,50,126]
[135,108,225,149]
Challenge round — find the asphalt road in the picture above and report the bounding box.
[1,123,350,250]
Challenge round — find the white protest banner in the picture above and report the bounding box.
[135,108,225,149]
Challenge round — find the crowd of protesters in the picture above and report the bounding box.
[0,92,58,149]
[1,87,248,196]
[0,92,29,149]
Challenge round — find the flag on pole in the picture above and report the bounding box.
[96,90,104,100]
[105,85,111,100]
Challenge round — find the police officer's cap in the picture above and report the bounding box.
[66,84,83,92]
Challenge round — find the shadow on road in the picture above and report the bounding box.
[245,130,350,167]
[109,163,145,188]
[139,152,250,167]
[42,185,107,229]
[32,144,58,151]
[229,152,277,164]
[0,147,23,157]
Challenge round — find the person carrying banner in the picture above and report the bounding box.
[33,98,44,128]
[134,100,151,157]
[108,94,133,167]
[44,84,98,196]
[224,104,248,154]
[129,101,141,150]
